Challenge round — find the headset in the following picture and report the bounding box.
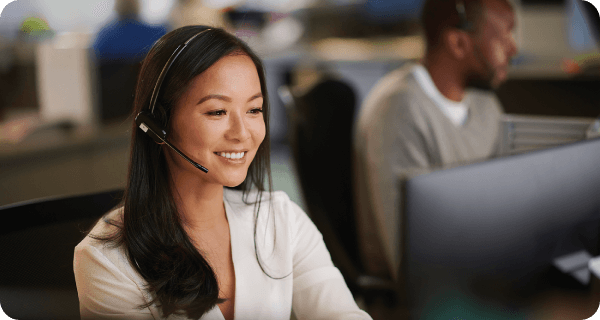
[135,29,211,173]
[455,0,473,31]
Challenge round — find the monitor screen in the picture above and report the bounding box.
[403,138,600,318]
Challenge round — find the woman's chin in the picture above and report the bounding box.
[222,175,248,188]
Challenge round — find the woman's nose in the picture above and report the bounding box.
[225,112,251,141]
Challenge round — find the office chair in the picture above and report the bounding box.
[98,62,141,122]
[282,76,396,305]
[0,189,124,320]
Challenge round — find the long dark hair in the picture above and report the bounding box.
[94,26,272,318]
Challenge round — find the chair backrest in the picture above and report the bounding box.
[0,189,123,320]
[286,77,364,286]
[97,62,141,122]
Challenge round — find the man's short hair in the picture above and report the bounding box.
[421,0,512,51]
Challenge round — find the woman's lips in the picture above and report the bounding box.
[214,151,247,162]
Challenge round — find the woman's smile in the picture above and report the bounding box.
[214,151,248,163]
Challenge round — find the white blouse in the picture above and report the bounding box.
[73,189,372,320]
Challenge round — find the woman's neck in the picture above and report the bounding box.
[170,172,227,232]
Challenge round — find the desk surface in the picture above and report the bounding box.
[0,120,131,165]
[0,120,131,206]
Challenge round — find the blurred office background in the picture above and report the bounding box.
[1,0,598,206]
[0,0,599,318]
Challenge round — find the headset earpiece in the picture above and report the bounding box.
[135,111,167,144]
[456,0,473,31]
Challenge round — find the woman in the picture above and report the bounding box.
[74,26,372,320]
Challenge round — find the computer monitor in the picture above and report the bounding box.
[402,138,600,319]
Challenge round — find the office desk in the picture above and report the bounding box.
[528,281,600,319]
[0,121,131,206]
[497,74,600,118]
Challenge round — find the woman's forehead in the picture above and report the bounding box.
[179,55,262,102]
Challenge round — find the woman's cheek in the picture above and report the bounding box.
[252,119,266,143]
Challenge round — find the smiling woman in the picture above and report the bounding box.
[72,26,372,320]
[167,54,266,189]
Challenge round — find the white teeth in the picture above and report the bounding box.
[231,152,244,159]
[218,152,245,159]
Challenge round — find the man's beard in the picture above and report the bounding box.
[465,67,497,91]
[465,42,505,91]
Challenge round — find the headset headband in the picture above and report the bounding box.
[149,28,211,115]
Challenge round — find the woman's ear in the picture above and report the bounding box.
[135,111,167,145]
[444,29,473,60]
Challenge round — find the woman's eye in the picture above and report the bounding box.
[248,108,263,114]
[207,110,226,116]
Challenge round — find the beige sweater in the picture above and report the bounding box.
[353,63,503,278]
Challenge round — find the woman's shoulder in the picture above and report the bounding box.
[74,207,147,287]
[86,207,123,238]
[75,207,125,260]
[73,208,157,316]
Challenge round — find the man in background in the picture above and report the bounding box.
[93,0,167,122]
[353,0,518,278]
[93,0,166,62]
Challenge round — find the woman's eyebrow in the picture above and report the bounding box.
[248,92,263,102]
[197,94,231,105]
[197,93,263,105]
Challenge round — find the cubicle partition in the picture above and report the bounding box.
[500,114,595,155]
